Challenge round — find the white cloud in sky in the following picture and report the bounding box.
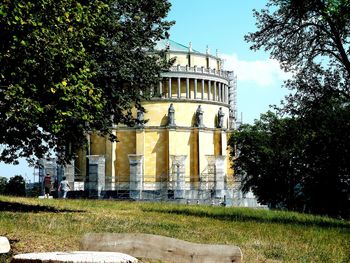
[221,53,292,87]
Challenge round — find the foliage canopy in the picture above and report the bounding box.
[230,0,350,217]
[0,0,173,164]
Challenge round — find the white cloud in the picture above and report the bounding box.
[221,53,292,87]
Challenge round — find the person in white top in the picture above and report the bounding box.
[58,176,71,199]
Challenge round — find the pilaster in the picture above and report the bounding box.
[86,155,106,198]
[128,154,144,199]
[214,155,226,198]
[136,129,145,176]
[63,160,75,189]
[170,155,187,199]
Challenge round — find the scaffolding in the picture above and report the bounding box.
[38,156,263,207]
[228,71,237,129]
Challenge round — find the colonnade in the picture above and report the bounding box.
[157,77,230,103]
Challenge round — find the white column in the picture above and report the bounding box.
[223,83,226,102]
[218,83,222,102]
[186,78,190,98]
[223,84,226,103]
[224,84,227,103]
[208,80,211,100]
[177,77,181,98]
[214,81,217,101]
[194,79,197,99]
[223,84,227,103]
[168,78,172,98]
[201,79,204,99]
[226,85,229,103]
[159,80,163,98]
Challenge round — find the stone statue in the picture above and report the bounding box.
[229,109,235,129]
[195,105,204,128]
[229,109,234,119]
[217,107,225,128]
[168,103,175,126]
[137,109,144,128]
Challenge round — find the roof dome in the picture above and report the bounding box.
[155,39,200,53]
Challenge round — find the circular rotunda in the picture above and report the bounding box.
[76,40,238,203]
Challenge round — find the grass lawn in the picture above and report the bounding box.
[0,195,349,262]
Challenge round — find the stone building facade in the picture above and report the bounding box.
[74,40,238,203]
[38,40,252,204]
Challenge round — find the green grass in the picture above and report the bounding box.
[0,195,349,263]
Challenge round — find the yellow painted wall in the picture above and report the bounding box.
[168,130,197,182]
[105,137,114,189]
[89,134,113,187]
[170,54,189,66]
[226,132,235,187]
[209,57,217,69]
[214,131,222,156]
[190,130,199,181]
[198,130,215,175]
[79,128,231,186]
[191,55,207,68]
[115,130,136,182]
[75,148,87,180]
[144,130,168,182]
[143,101,229,129]
[169,52,221,70]
[90,134,105,155]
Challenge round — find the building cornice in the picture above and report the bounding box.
[143,98,230,107]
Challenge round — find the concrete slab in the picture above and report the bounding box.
[11,251,138,263]
[0,236,10,253]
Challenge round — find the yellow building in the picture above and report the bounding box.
[76,40,238,203]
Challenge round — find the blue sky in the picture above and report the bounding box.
[167,0,291,123]
[0,0,292,181]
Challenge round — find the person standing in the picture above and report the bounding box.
[43,174,52,198]
[58,176,71,199]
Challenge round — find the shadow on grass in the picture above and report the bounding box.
[0,201,85,213]
[142,207,350,229]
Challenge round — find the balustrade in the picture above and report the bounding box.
[169,65,231,79]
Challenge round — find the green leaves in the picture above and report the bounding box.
[0,0,172,164]
[239,0,350,217]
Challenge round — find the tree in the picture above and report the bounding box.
[5,175,26,196]
[0,176,8,194]
[245,0,350,77]
[0,0,173,165]
[231,106,350,216]
[229,112,306,210]
[246,0,350,112]
[230,0,350,217]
